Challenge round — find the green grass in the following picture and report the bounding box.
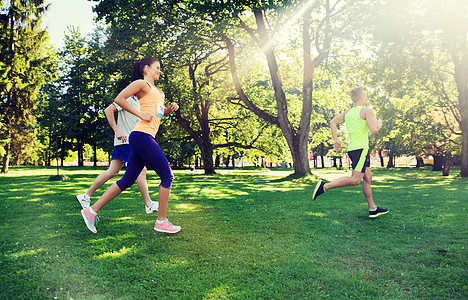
[0,166,466,299]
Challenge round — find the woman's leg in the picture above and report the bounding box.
[131,133,174,221]
[91,147,146,213]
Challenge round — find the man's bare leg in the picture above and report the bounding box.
[362,167,377,210]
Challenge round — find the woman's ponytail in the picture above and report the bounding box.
[131,57,159,81]
[131,61,142,81]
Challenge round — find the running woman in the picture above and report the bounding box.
[75,95,158,214]
[312,87,389,218]
[81,57,181,233]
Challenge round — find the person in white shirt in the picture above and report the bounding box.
[75,95,158,214]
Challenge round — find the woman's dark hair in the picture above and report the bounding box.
[131,57,159,81]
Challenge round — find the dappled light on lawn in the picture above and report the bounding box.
[174,203,203,213]
[95,246,134,259]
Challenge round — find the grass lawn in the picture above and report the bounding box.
[0,166,466,299]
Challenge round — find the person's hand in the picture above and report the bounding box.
[333,140,341,153]
[377,119,383,128]
[169,102,179,112]
[115,130,127,143]
[141,113,153,122]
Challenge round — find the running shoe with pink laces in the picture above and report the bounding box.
[154,219,181,234]
[81,207,99,233]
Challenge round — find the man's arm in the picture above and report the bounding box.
[361,107,382,133]
[330,112,346,152]
[104,103,127,143]
[114,80,152,122]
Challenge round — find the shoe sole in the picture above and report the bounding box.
[312,180,323,201]
[81,210,97,233]
[369,210,389,218]
[154,227,181,234]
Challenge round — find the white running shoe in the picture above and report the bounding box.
[81,207,99,233]
[145,201,159,214]
[76,193,90,209]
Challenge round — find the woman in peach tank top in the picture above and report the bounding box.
[80,57,181,234]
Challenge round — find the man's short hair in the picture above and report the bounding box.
[350,87,365,103]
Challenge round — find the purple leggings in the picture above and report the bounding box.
[116,131,174,190]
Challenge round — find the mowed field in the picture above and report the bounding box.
[0,166,466,299]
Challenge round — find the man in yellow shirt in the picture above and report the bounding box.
[312,87,389,218]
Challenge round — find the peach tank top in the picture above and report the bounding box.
[133,81,165,137]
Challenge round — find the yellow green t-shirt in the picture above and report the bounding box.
[345,106,369,151]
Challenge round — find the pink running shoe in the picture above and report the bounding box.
[154,219,181,234]
[81,207,98,233]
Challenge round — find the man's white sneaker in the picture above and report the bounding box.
[76,193,90,209]
[145,201,159,214]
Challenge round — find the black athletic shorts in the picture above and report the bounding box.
[348,148,370,173]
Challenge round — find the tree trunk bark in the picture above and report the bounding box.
[387,154,395,168]
[60,138,65,167]
[454,49,468,176]
[93,144,97,166]
[416,156,425,168]
[200,143,215,174]
[77,139,84,167]
[432,155,444,171]
[378,149,384,167]
[1,124,11,173]
[215,155,220,168]
[442,155,456,176]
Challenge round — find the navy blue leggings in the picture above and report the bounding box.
[116,131,174,190]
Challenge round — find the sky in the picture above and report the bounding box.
[42,0,97,49]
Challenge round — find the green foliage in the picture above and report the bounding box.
[0,0,57,169]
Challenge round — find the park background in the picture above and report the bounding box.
[0,0,467,299]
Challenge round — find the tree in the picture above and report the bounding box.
[196,0,369,175]
[0,0,56,172]
[367,0,468,176]
[93,0,274,174]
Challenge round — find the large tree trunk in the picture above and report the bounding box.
[442,155,456,176]
[432,155,444,171]
[255,10,311,175]
[453,43,468,176]
[387,154,395,168]
[222,6,322,176]
[200,143,215,175]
